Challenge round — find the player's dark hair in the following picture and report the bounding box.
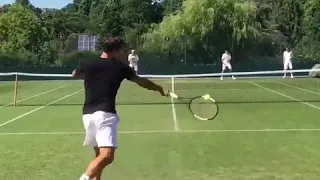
[102,37,124,53]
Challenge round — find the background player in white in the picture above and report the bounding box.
[128,49,139,74]
[283,48,294,78]
[220,50,236,80]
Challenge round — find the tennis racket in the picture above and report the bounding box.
[169,92,219,121]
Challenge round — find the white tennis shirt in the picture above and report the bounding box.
[283,51,292,62]
[221,53,231,62]
[128,54,139,66]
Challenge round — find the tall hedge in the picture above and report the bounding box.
[58,51,100,67]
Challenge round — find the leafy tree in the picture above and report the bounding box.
[274,0,304,47]
[120,0,164,49]
[15,0,30,6]
[161,0,183,15]
[78,0,92,16]
[0,3,49,53]
[304,0,320,39]
[42,11,89,50]
[1,0,320,67]
[295,0,320,59]
[61,3,78,12]
[121,0,163,27]
[100,0,124,37]
[74,0,82,4]
[86,1,105,34]
[143,0,260,63]
[0,4,11,13]
[0,3,52,66]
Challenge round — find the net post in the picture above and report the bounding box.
[13,73,18,107]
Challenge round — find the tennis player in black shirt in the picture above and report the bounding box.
[72,37,169,180]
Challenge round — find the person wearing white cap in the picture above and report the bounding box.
[220,50,236,80]
[128,49,139,74]
[283,47,294,78]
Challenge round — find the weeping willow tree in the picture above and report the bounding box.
[143,0,260,64]
[294,0,320,59]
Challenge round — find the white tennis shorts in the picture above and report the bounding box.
[82,111,119,148]
[222,61,232,70]
[283,61,293,70]
[129,63,138,72]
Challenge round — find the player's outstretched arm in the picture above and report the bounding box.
[72,60,86,79]
[129,76,168,96]
[72,69,85,79]
[72,69,79,78]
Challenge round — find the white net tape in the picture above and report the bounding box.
[0,68,320,78]
[0,72,71,77]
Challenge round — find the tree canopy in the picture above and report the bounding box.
[0,0,319,67]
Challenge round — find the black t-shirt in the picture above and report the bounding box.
[75,58,135,114]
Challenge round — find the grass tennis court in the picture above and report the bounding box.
[1,77,320,179]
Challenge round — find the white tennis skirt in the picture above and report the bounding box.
[82,111,119,148]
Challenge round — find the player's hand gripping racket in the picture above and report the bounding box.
[169,92,219,121]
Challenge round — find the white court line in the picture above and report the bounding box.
[0,89,83,128]
[1,128,320,135]
[0,85,66,109]
[273,81,320,96]
[153,79,278,84]
[171,97,179,131]
[172,76,307,83]
[250,82,320,110]
[176,88,258,92]
[174,80,276,84]
[171,78,180,131]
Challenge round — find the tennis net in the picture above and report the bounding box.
[0,68,319,107]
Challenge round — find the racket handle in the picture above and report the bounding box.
[169,92,179,99]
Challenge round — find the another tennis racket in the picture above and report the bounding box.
[169,92,219,121]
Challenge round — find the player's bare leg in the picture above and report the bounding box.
[283,63,293,78]
[91,147,103,180]
[134,66,138,75]
[221,64,227,80]
[227,67,236,80]
[283,70,293,78]
[220,69,225,80]
[288,69,294,78]
[229,68,236,80]
[79,147,115,180]
[289,65,294,78]
[283,67,287,78]
[221,68,236,80]
[283,71,293,78]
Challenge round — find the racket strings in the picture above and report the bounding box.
[190,97,217,119]
[170,92,219,120]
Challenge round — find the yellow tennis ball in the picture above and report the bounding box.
[203,94,210,100]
